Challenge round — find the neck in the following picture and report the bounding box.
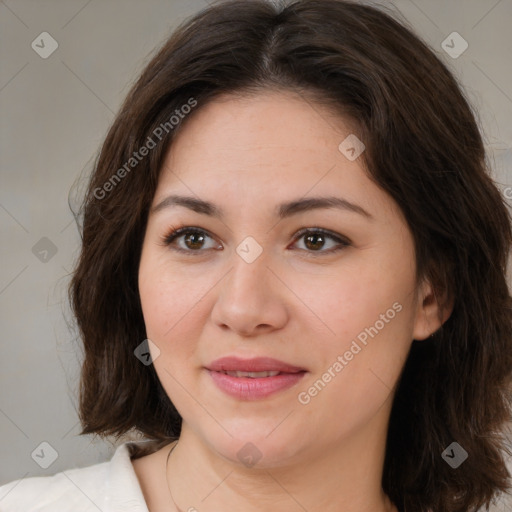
[165,411,396,512]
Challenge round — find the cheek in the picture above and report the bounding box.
[288,251,414,347]
[291,246,416,408]
[138,251,219,371]
[138,269,202,408]
[303,275,412,387]
[297,300,413,441]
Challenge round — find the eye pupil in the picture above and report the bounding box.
[305,233,325,251]
[184,231,205,249]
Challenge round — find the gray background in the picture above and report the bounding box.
[1,0,511,510]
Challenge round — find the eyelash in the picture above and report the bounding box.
[159,225,351,257]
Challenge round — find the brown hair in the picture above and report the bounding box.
[70,1,512,510]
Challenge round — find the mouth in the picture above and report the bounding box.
[205,356,307,400]
[217,370,284,378]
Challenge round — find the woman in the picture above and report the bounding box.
[1,0,510,511]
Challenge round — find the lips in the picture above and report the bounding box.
[206,357,307,400]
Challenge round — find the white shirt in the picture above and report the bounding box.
[0,442,150,512]
[2,442,509,512]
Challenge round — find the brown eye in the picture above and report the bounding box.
[292,228,351,255]
[183,231,206,250]
[163,227,221,253]
[304,232,326,251]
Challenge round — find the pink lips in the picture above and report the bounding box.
[206,356,307,400]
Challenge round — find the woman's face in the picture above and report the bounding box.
[138,90,437,467]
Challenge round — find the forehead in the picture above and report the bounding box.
[167,90,350,165]
[153,91,399,222]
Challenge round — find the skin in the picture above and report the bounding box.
[135,90,451,512]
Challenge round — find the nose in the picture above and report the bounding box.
[210,251,289,337]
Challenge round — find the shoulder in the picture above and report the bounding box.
[0,441,152,512]
[0,459,109,512]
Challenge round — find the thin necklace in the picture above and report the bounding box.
[166,441,184,512]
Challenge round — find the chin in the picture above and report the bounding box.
[199,422,309,469]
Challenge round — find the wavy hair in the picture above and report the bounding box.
[70,1,512,511]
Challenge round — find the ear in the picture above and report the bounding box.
[412,277,454,340]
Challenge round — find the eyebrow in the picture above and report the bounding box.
[151,194,373,220]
